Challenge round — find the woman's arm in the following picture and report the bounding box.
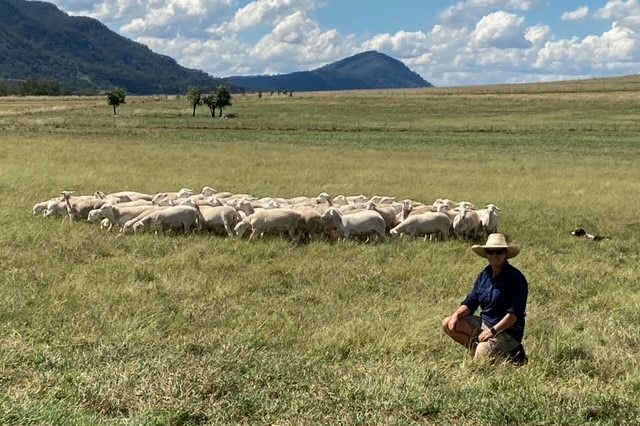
[446,304,472,331]
[478,313,518,342]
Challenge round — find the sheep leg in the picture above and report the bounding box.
[248,229,258,241]
[287,227,298,244]
[290,228,302,245]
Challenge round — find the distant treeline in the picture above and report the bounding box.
[0,77,75,96]
[0,76,293,97]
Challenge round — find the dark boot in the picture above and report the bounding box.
[506,344,528,365]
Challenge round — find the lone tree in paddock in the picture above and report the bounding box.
[214,84,232,117]
[203,85,233,118]
[106,88,126,116]
[187,86,202,117]
[203,91,217,118]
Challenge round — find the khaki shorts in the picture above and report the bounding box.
[465,315,520,357]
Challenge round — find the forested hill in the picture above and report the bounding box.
[0,0,219,94]
[0,0,432,95]
[226,51,434,92]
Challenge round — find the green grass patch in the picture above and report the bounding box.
[1,82,640,424]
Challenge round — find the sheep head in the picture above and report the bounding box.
[234,220,251,238]
[315,192,332,205]
[60,191,75,200]
[202,186,216,196]
[97,204,115,220]
[456,201,476,210]
[87,209,102,222]
[177,188,193,198]
[132,222,146,234]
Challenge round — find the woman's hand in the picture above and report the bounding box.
[478,329,494,342]
[446,315,459,332]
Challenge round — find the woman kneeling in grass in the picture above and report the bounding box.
[442,233,528,364]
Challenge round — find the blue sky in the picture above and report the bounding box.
[45,0,640,87]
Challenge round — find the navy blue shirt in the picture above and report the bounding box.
[461,261,528,342]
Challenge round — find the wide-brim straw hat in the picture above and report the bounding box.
[472,233,521,259]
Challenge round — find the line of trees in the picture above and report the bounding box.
[0,77,71,96]
[0,78,235,118]
[103,84,234,117]
[187,85,232,117]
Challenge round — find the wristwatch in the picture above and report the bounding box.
[489,327,497,336]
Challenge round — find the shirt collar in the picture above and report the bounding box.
[484,260,511,278]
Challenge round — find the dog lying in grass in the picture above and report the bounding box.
[570,228,608,241]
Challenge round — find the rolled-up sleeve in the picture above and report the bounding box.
[461,272,483,314]
[506,270,528,319]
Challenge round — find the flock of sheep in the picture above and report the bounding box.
[32,187,501,244]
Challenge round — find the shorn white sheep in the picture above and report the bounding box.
[135,205,204,235]
[33,199,55,215]
[364,200,398,232]
[234,208,303,242]
[123,206,165,234]
[294,207,324,243]
[390,212,450,241]
[43,199,68,218]
[199,205,241,236]
[322,207,388,243]
[452,204,480,239]
[60,191,106,221]
[92,204,157,231]
[478,203,501,236]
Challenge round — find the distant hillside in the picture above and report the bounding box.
[227,51,433,92]
[0,0,219,94]
[0,0,432,95]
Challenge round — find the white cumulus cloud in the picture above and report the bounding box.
[594,0,640,20]
[43,0,640,86]
[535,25,640,74]
[50,0,235,38]
[470,11,530,49]
[361,31,428,57]
[249,11,352,73]
[562,6,590,21]
[223,0,316,32]
[440,0,537,25]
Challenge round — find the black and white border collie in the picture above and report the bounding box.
[570,228,608,241]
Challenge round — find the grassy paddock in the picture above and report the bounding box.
[1,79,640,425]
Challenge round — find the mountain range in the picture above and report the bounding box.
[0,0,433,94]
[226,51,432,92]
